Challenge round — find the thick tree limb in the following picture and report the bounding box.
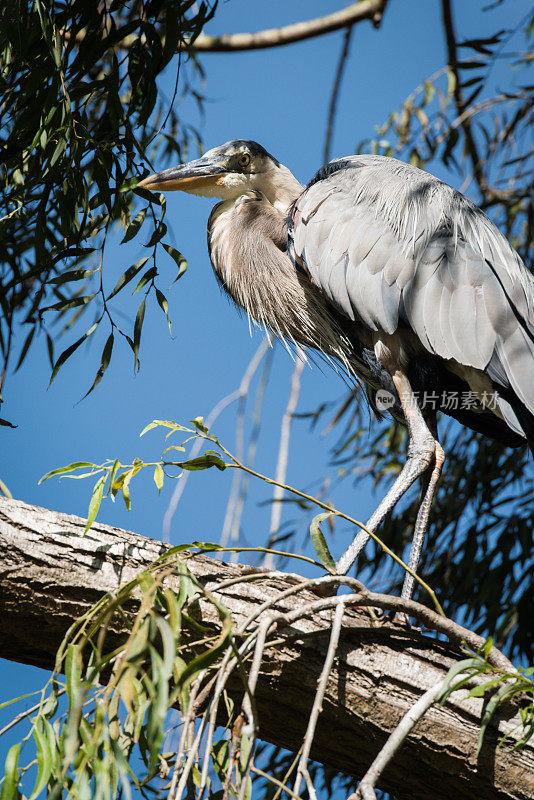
[0,497,533,800]
[66,1,389,54]
[188,1,388,52]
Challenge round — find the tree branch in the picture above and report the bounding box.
[323,25,354,164]
[0,496,532,800]
[440,0,488,194]
[351,672,469,800]
[189,1,388,52]
[66,1,389,54]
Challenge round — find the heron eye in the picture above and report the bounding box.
[238,153,251,168]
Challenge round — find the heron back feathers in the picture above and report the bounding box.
[289,155,534,443]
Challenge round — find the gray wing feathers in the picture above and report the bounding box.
[291,155,534,415]
[494,329,534,411]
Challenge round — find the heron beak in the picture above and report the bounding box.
[137,156,228,193]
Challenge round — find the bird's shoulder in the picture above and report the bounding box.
[291,155,457,236]
[287,154,534,378]
[289,154,531,307]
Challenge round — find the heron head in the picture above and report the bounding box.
[137,140,302,211]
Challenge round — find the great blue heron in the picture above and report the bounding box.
[138,140,534,601]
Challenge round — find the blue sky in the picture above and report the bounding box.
[1,0,530,779]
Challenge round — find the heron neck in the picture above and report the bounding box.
[261,164,303,213]
[207,193,354,372]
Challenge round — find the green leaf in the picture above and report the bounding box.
[105,459,121,498]
[110,471,127,502]
[191,416,208,433]
[48,136,67,170]
[133,298,146,367]
[155,288,172,333]
[41,683,59,718]
[52,246,96,263]
[29,717,53,800]
[1,743,20,800]
[156,617,176,678]
[81,332,114,398]
[310,512,336,573]
[85,474,107,534]
[147,647,169,762]
[438,659,484,704]
[48,322,99,387]
[179,454,226,472]
[133,186,165,205]
[476,682,510,757]
[124,618,151,663]
[140,419,190,437]
[119,460,143,511]
[0,692,41,711]
[41,293,96,314]
[65,643,82,699]
[174,608,232,695]
[15,325,36,371]
[120,208,147,244]
[446,68,457,97]
[133,265,158,294]
[212,740,230,781]
[106,257,149,300]
[49,269,98,285]
[153,464,164,492]
[145,220,167,247]
[39,462,98,484]
[442,128,459,166]
[162,242,187,281]
[64,644,84,764]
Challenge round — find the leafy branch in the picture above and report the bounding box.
[0,0,207,409]
[40,416,444,614]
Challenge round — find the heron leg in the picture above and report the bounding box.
[335,370,437,576]
[400,441,445,603]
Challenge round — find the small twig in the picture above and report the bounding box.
[227,620,275,800]
[167,672,206,800]
[348,673,469,800]
[440,0,487,194]
[219,339,271,552]
[264,350,305,568]
[0,688,66,737]
[323,25,354,164]
[271,748,304,800]
[224,341,273,560]
[198,567,514,672]
[293,601,345,797]
[162,390,242,542]
[303,768,319,800]
[170,702,210,800]
[250,764,302,800]
[241,616,273,727]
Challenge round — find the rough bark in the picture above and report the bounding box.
[0,497,532,800]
